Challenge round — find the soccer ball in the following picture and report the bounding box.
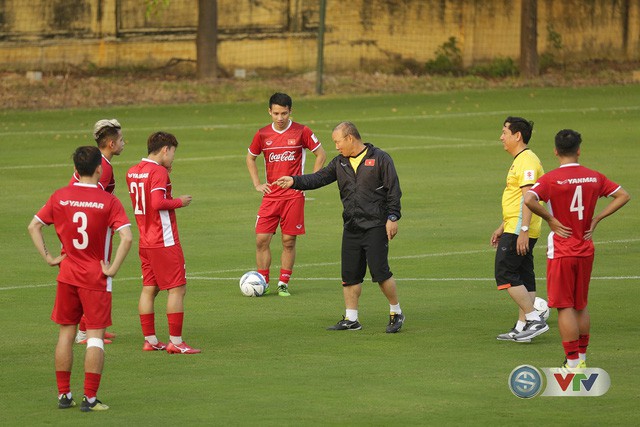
[534,297,550,321]
[239,271,268,297]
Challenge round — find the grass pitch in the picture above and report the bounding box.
[1,85,639,425]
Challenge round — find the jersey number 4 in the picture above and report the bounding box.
[570,185,584,220]
[129,182,146,215]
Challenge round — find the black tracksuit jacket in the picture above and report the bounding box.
[291,143,402,232]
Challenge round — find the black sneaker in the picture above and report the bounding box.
[386,313,405,333]
[58,394,76,409]
[514,318,549,340]
[80,396,109,412]
[327,316,362,330]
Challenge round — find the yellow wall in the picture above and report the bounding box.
[1,0,638,71]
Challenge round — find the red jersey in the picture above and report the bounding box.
[529,163,621,259]
[35,183,130,291]
[70,154,115,194]
[248,120,321,200]
[126,159,183,248]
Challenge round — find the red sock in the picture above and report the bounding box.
[79,316,87,332]
[562,340,580,360]
[579,334,590,354]
[258,269,269,285]
[279,269,292,285]
[84,372,102,399]
[56,371,71,395]
[167,312,184,337]
[139,313,155,337]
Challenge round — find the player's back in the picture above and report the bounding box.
[126,159,178,248]
[44,184,126,288]
[533,164,619,258]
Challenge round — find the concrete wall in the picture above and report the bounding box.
[1,0,638,72]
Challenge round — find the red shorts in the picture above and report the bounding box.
[255,197,305,235]
[547,255,594,310]
[139,244,187,290]
[51,282,112,329]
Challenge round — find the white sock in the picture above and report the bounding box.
[170,335,183,345]
[345,309,358,322]
[86,396,96,404]
[59,392,72,399]
[515,320,527,332]
[145,335,159,345]
[390,304,402,315]
[579,353,587,361]
[278,281,288,288]
[525,310,541,321]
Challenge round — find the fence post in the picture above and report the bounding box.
[316,0,327,95]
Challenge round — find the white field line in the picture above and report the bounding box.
[3,239,638,291]
[2,104,639,138]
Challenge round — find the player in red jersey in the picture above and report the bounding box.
[126,131,200,354]
[524,129,630,368]
[28,146,132,411]
[246,93,326,296]
[72,119,126,345]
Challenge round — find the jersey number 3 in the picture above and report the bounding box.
[130,182,146,215]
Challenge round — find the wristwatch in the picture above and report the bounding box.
[388,214,398,222]
[521,226,529,232]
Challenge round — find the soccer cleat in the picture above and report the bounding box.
[104,331,117,339]
[142,340,167,351]
[513,318,549,341]
[77,338,112,345]
[561,359,587,369]
[75,330,87,343]
[327,316,362,331]
[496,325,531,343]
[277,284,290,297]
[386,312,405,333]
[166,341,201,354]
[263,284,271,295]
[58,394,76,409]
[80,396,109,412]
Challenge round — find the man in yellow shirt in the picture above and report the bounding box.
[491,117,548,342]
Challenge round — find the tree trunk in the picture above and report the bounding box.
[197,0,218,80]
[520,0,538,78]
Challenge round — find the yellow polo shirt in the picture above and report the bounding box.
[502,148,544,238]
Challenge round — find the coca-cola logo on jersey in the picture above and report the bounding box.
[268,151,296,162]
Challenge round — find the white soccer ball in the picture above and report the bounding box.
[239,271,268,297]
[534,297,550,321]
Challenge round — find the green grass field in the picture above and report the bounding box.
[1,86,639,425]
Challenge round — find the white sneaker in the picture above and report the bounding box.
[496,325,531,343]
[514,319,549,340]
[74,330,87,344]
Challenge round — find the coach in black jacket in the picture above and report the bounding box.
[274,121,405,333]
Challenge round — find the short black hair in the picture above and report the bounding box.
[73,146,102,177]
[504,116,534,144]
[269,92,292,109]
[147,131,179,155]
[555,129,582,156]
